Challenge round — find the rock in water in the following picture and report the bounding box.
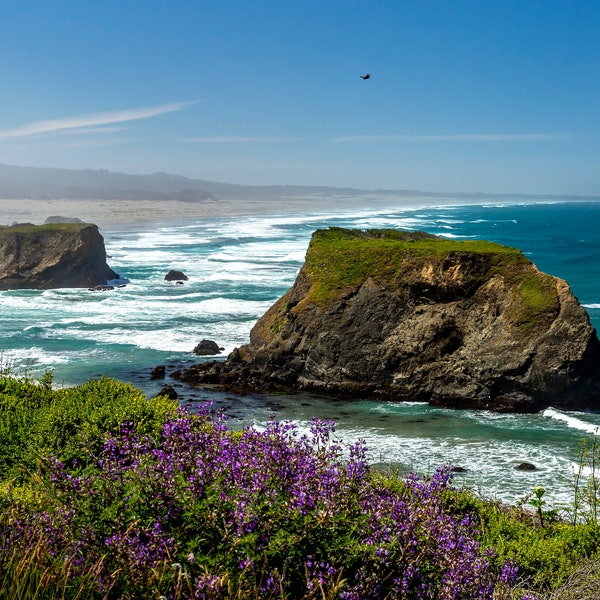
[193,339,223,356]
[0,222,119,289]
[175,228,600,412]
[158,384,178,399]
[165,270,188,281]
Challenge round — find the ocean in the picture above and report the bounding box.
[2,199,600,509]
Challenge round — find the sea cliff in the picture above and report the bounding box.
[174,227,600,412]
[0,222,118,290]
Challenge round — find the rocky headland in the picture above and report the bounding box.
[173,227,600,412]
[0,222,119,290]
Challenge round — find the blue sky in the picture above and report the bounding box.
[1,0,599,195]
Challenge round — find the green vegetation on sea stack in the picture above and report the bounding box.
[0,223,93,234]
[1,372,600,598]
[302,227,560,333]
[0,222,95,255]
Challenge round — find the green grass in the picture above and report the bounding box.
[505,271,561,333]
[294,227,561,336]
[442,488,600,593]
[301,227,526,303]
[0,223,93,234]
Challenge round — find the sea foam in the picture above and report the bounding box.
[543,408,600,434]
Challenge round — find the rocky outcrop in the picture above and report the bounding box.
[193,340,223,356]
[174,228,600,412]
[0,222,119,290]
[165,270,188,281]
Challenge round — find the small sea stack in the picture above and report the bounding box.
[0,222,119,290]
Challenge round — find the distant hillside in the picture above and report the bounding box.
[0,163,598,203]
[0,163,419,202]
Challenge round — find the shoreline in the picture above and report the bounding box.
[0,195,583,230]
[0,196,426,229]
[1,199,598,510]
[0,197,308,229]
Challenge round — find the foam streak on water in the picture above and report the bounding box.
[1,200,600,506]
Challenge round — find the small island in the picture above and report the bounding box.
[175,227,600,412]
[0,222,118,290]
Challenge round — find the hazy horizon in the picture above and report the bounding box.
[1,2,600,196]
[2,161,600,202]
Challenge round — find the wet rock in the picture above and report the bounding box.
[88,285,115,291]
[515,462,538,471]
[165,270,188,281]
[158,384,178,399]
[150,365,166,380]
[193,339,224,356]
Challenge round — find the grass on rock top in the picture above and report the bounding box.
[0,222,99,261]
[0,223,94,234]
[303,228,527,301]
[296,227,561,334]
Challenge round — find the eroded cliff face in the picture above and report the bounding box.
[176,228,600,412]
[0,223,118,289]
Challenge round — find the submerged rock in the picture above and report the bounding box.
[0,222,119,290]
[516,462,538,471]
[150,365,166,380]
[174,227,600,412]
[88,285,115,292]
[158,384,178,399]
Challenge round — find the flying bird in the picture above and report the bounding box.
[360,73,371,80]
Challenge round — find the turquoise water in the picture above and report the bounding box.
[1,199,600,506]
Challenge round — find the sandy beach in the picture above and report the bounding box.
[0,197,319,229]
[0,194,551,231]
[0,195,437,229]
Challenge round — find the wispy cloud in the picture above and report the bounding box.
[180,136,303,143]
[61,126,129,136]
[0,101,195,139]
[332,133,571,142]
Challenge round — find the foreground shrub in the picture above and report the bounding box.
[1,407,515,599]
[0,375,178,484]
[443,490,600,594]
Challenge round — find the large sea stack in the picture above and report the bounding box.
[175,228,600,412]
[0,222,118,290]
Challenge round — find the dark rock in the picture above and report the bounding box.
[172,228,600,413]
[516,462,538,471]
[0,223,119,290]
[150,365,166,380]
[88,285,115,291]
[193,339,223,356]
[165,270,188,281]
[158,384,178,399]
